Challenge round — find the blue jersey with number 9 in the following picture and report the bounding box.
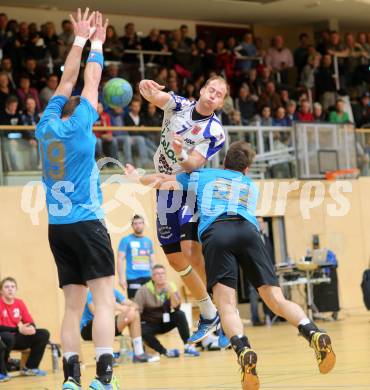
[36,95,103,224]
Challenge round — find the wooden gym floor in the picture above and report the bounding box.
[5,313,370,390]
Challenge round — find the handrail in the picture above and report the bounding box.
[0,126,161,132]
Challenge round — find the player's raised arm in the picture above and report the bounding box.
[81,12,108,109]
[54,8,95,98]
[139,79,171,109]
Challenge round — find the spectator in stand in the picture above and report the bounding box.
[313,102,326,122]
[294,33,310,77]
[265,35,294,83]
[105,63,120,80]
[0,58,17,89]
[0,71,15,110]
[358,32,370,56]
[23,57,46,90]
[42,22,59,60]
[257,66,274,92]
[58,19,74,47]
[183,82,197,100]
[0,13,8,49]
[168,77,180,94]
[104,25,124,61]
[11,21,29,64]
[120,22,141,82]
[215,39,235,82]
[95,102,115,160]
[234,85,256,125]
[141,103,163,127]
[234,32,257,74]
[124,99,154,166]
[155,67,168,87]
[329,99,351,124]
[26,31,47,61]
[352,92,370,127]
[180,24,193,50]
[297,99,314,122]
[286,100,298,125]
[246,67,260,97]
[229,110,243,126]
[39,74,58,109]
[257,81,282,112]
[255,36,266,58]
[327,31,347,88]
[254,106,273,126]
[315,54,337,111]
[279,88,290,109]
[0,95,20,127]
[0,277,49,380]
[300,51,321,98]
[316,30,331,56]
[16,74,41,111]
[141,29,164,65]
[273,106,289,126]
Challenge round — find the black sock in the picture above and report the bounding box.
[96,354,113,384]
[63,355,81,385]
[230,335,251,356]
[298,322,320,342]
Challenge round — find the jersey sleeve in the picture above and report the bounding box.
[63,97,99,135]
[162,92,194,113]
[194,118,225,160]
[176,172,190,191]
[118,237,128,254]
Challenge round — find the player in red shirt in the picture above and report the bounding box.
[0,277,50,381]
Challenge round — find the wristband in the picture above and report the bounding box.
[73,36,87,48]
[87,50,104,69]
[176,149,189,163]
[91,40,103,51]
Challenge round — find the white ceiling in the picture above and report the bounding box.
[3,0,370,28]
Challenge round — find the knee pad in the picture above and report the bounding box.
[178,265,193,278]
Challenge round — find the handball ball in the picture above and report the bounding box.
[103,78,133,109]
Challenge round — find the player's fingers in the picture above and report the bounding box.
[104,18,109,30]
[87,10,95,24]
[69,14,77,28]
[77,8,81,22]
[98,12,102,26]
[83,7,89,21]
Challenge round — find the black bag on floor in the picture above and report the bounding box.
[361,269,370,310]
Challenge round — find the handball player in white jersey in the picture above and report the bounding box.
[139,76,228,343]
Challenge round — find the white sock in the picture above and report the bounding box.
[63,352,78,361]
[196,296,217,320]
[298,318,311,326]
[133,337,144,356]
[95,347,113,361]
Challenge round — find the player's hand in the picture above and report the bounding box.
[139,80,165,97]
[69,8,96,39]
[119,279,128,290]
[90,12,109,43]
[172,133,183,156]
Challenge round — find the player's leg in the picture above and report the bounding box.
[61,284,87,389]
[258,285,336,374]
[240,220,335,375]
[88,276,116,386]
[202,219,260,390]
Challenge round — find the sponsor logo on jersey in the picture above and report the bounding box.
[184,138,195,145]
[191,125,202,135]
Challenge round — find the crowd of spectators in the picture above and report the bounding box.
[0,12,370,169]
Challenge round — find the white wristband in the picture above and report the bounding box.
[176,150,189,163]
[73,36,87,48]
[91,40,103,51]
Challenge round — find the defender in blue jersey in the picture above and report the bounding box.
[35,9,119,390]
[125,141,336,390]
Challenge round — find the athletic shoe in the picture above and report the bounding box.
[184,345,200,357]
[21,367,47,376]
[62,377,81,390]
[165,349,180,358]
[133,353,160,363]
[238,347,259,390]
[89,375,120,389]
[188,313,220,344]
[217,328,231,349]
[310,332,336,374]
[200,334,220,351]
[0,373,11,382]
